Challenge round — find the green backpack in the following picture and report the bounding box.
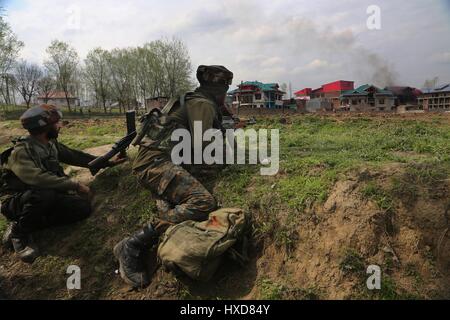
[157,208,248,282]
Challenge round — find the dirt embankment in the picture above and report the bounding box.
[1,154,449,299]
[253,164,450,299]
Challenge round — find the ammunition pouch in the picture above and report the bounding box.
[133,96,188,153]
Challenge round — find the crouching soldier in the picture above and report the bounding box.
[114,65,234,288]
[0,104,122,263]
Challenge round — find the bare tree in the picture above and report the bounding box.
[0,13,23,105]
[37,70,55,104]
[44,40,79,111]
[155,38,193,97]
[84,48,111,113]
[14,60,42,107]
[107,48,135,112]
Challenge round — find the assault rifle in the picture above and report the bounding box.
[88,110,136,176]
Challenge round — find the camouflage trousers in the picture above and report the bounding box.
[132,147,217,225]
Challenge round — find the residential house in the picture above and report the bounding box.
[229,81,285,109]
[145,96,169,111]
[385,86,422,106]
[295,80,354,110]
[418,83,450,111]
[36,91,80,108]
[340,84,395,112]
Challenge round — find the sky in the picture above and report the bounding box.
[1,0,450,92]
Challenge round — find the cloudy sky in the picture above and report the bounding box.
[2,0,450,92]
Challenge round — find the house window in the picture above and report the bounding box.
[255,94,261,100]
[352,99,358,105]
[379,99,385,105]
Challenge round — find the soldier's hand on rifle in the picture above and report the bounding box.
[107,154,128,167]
[77,183,91,195]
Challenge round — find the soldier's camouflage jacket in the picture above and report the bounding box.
[0,136,96,197]
[133,89,225,171]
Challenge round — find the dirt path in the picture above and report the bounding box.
[65,145,114,185]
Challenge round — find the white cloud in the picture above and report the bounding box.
[2,0,450,90]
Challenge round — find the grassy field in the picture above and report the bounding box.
[0,113,449,299]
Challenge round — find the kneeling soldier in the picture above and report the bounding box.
[0,104,121,263]
[114,65,234,288]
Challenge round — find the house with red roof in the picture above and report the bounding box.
[36,90,80,108]
[295,80,354,110]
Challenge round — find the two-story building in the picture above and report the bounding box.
[418,83,450,111]
[340,84,395,112]
[229,81,285,109]
[295,80,355,111]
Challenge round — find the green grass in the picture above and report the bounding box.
[213,115,450,255]
[0,215,7,236]
[0,118,127,151]
[258,278,320,300]
[339,249,367,277]
[218,115,450,212]
[362,182,395,212]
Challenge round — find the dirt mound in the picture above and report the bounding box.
[255,165,450,299]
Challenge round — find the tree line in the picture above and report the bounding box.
[0,11,193,113]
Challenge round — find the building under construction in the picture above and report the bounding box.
[418,84,450,111]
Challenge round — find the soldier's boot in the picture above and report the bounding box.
[113,224,159,289]
[9,223,39,264]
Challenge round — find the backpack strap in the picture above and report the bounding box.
[227,235,249,266]
[0,147,14,166]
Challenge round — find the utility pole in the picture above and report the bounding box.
[289,82,292,99]
[237,80,243,117]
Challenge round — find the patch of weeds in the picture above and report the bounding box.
[274,223,299,256]
[0,216,7,236]
[258,279,285,300]
[404,263,423,286]
[423,248,436,266]
[32,255,77,276]
[340,249,366,277]
[406,162,449,198]
[277,174,331,211]
[258,278,320,300]
[362,182,395,213]
[383,254,395,274]
[391,176,419,205]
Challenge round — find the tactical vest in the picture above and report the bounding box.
[133,92,224,152]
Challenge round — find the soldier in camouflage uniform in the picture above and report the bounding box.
[0,105,122,263]
[114,65,234,288]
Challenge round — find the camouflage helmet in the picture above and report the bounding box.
[196,65,233,86]
[20,104,63,131]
